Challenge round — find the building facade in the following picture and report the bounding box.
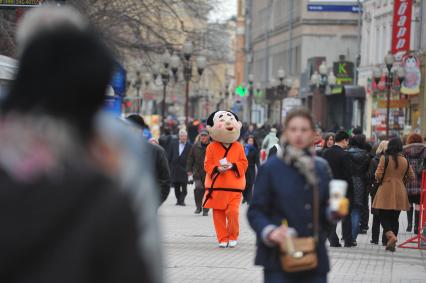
[358,0,424,138]
[245,0,361,128]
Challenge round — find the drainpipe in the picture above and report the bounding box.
[288,0,294,74]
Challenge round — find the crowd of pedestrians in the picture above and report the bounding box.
[2,5,426,283]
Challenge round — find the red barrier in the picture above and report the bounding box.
[398,170,426,250]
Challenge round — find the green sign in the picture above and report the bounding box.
[235,85,248,97]
[0,0,41,7]
[333,61,354,85]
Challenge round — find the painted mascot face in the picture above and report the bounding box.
[207,110,242,144]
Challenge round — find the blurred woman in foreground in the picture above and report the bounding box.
[0,6,159,283]
[248,108,346,283]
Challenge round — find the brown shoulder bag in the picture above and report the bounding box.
[279,184,319,273]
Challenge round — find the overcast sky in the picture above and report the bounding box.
[209,0,237,22]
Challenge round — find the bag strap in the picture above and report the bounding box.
[378,155,389,187]
[312,182,320,243]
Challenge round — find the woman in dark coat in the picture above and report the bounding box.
[403,133,426,234]
[243,135,260,204]
[367,140,388,245]
[248,108,341,283]
[347,135,371,244]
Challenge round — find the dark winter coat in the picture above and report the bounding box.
[168,141,192,184]
[322,145,353,202]
[403,143,426,196]
[147,142,171,205]
[0,165,149,283]
[159,134,174,155]
[186,141,209,182]
[347,146,371,207]
[247,156,332,276]
[367,154,382,214]
[245,145,260,185]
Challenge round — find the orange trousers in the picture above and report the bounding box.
[212,194,242,243]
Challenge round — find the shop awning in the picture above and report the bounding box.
[328,85,365,98]
[343,85,365,98]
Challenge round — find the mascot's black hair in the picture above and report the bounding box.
[206,110,239,127]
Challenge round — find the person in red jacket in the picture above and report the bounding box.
[204,110,248,248]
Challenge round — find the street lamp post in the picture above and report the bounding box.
[224,82,230,109]
[132,71,142,114]
[373,52,405,138]
[310,61,336,128]
[276,68,293,127]
[248,74,254,124]
[169,41,206,126]
[152,50,172,130]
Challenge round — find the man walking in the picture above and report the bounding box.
[169,129,192,206]
[323,130,355,247]
[187,129,210,216]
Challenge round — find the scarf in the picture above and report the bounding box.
[278,143,318,188]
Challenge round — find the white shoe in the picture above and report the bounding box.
[228,240,237,248]
[219,242,228,248]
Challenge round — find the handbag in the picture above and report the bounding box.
[279,183,319,273]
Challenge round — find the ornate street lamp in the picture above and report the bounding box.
[132,71,142,114]
[143,72,151,88]
[373,52,405,138]
[151,50,173,130]
[328,72,337,88]
[310,71,320,87]
[169,40,207,126]
[310,62,332,127]
[276,67,292,127]
[248,73,254,124]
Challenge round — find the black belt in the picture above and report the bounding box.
[203,188,244,207]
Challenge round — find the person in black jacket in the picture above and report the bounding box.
[168,129,192,206]
[149,141,172,205]
[0,6,156,282]
[127,115,171,207]
[159,127,174,155]
[367,140,389,245]
[323,130,354,247]
[243,135,260,204]
[186,129,210,215]
[347,135,371,244]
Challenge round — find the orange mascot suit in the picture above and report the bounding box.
[203,110,248,248]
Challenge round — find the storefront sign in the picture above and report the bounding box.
[0,0,42,7]
[401,53,421,95]
[333,61,354,85]
[377,99,409,108]
[391,0,412,57]
[307,0,361,12]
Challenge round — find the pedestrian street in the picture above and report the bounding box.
[160,190,426,283]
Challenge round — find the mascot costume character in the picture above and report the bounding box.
[203,110,248,248]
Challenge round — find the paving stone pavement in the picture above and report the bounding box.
[159,189,426,283]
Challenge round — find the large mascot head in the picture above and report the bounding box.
[206,110,242,144]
